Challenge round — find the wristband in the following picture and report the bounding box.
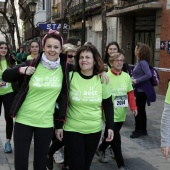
[24,66,29,74]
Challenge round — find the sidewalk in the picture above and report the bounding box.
[0,94,170,170]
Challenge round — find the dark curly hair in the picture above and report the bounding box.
[136,42,151,64]
[74,45,105,75]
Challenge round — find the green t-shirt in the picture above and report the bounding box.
[15,63,63,128]
[165,82,170,104]
[27,55,33,60]
[0,60,13,95]
[64,72,112,134]
[107,70,133,122]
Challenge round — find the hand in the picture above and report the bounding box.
[132,110,138,117]
[161,147,170,160]
[98,71,109,84]
[20,66,36,75]
[131,78,136,84]
[55,129,63,141]
[0,81,6,87]
[105,129,114,142]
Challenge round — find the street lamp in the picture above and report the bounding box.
[10,15,15,32]
[82,0,89,45]
[9,14,16,50]
[28,0,37,38]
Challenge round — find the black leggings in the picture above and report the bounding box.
[0,92,15,140]
[135,92,147,132]
[99,122,124,168]
[48,134,69,166]
[14,122,53,170]
[64,131,101,170]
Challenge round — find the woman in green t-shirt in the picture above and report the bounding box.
[27,40,40,60]
[0,41,16,153]
[56,45,114,170]
[2,30,69,170]
[97,52,137,170]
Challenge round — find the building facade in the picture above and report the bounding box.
[107,0,170,95]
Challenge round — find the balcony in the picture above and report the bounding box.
[67,0,113,14]
[107,0,162,17]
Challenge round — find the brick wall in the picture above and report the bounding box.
[159,0,170,95]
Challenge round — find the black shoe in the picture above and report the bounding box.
[132,130,148,136]
[142,130,148,136]
[130,131,142,138]
[46,156,53,170]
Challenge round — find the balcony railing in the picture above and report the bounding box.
[116,0,160,8]
[67,0,107,14]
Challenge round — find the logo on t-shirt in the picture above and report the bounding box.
[72,86,99,102]
[32,76,61,88]
[111,84,127,96]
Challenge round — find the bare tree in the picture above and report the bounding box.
[0,0,16,50]
[10,0,21,47]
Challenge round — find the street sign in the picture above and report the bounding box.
[38,23,60,30]
[38,23,69,31]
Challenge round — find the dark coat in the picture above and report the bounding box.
[2,53,69,128]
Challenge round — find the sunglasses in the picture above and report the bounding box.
[68,55,75,58]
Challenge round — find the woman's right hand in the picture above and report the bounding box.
[105,129,114,142]
[19,66,36,75]
[0,81,6,87]
[55,129,63,141]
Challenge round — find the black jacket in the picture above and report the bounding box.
[2,54,69,129]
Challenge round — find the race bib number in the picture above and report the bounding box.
[114,95,128,108]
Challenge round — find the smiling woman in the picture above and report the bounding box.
[0,41,17,154]
[57,45,114,170]
[2,30,69,170]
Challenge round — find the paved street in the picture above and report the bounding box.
[0,94,170,170]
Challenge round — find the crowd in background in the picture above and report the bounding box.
[0,29,170,170]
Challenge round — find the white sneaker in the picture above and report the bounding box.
[96,148,108,163]
[109,146,115,158]
[53,150,64,164]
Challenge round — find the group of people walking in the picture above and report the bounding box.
[0,29,169,170]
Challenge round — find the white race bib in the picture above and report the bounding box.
[114,95,128,108]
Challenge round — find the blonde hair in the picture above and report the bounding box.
[109,52,125,62]
[62,43,77,54]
